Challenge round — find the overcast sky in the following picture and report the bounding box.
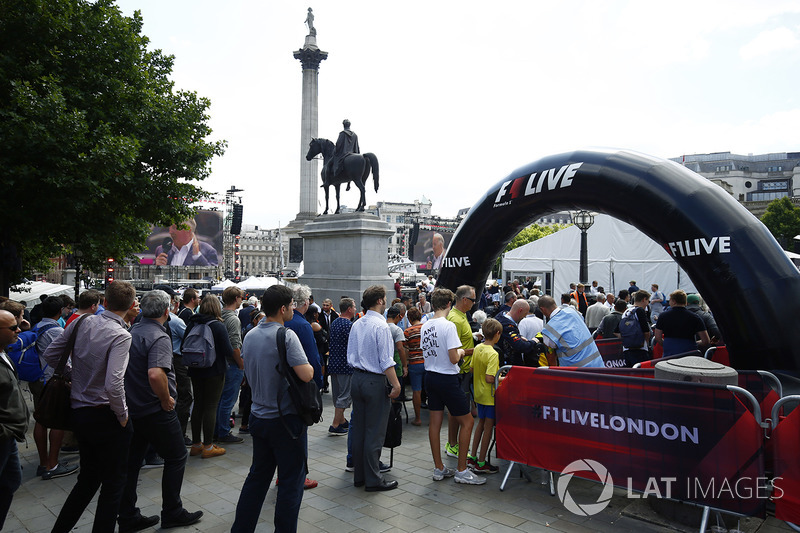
[115,0,800,229]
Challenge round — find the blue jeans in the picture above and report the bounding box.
[216,362,244,438]
[0,438,21,530]
[232,415,307,533]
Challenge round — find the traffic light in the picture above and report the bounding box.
[105,258,115,286]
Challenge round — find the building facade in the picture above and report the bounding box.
[238,225,286,276]
[670,151,800,216]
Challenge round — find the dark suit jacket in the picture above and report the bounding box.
[155,240,218,267]
[319,309,339,334]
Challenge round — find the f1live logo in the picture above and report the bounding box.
[666,236,731,258]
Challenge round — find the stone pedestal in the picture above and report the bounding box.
[654,355,738,385]
[299,213,393,305]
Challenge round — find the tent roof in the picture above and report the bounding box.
[9,281,80,303]
[236,276,278,290]
[505,214,670,263]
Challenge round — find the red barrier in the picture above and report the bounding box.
[595,338,625,368]
[772,399,800,525]
[496,366,766,516]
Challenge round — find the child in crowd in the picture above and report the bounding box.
[468,317,503,474]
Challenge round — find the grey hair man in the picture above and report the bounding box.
[119,290,203,530]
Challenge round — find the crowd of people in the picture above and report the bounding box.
[0,275,723,531]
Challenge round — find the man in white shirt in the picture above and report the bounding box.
[584,293,611,333]
[421,289,485,486]
[346,286,401,492]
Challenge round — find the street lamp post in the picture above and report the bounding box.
[574,210,595,284]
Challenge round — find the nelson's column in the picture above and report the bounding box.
[284,8,327,268]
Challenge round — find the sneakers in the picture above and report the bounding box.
[189,443,203,457]
[455,468,487,485]
[161,509,203,529]
[328,424,348,436]
[345,458,354,472]
[445,442,459,458]
[238,426,249,434]
[215,433,244,444]
[341,420,350,429]
[201,444,226,458]
[304,477,318,490]
[432,466,456,481]
[183,436,193,447]
[36,465,47,477]
[471,461,499,474]
[467,454,478,470]
[42,462,79,480]
[380,462,391,473]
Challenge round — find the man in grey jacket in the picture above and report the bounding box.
[0,309,28,529]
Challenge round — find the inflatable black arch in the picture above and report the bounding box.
[437,148,800,373]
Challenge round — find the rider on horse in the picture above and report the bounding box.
[333,119,359,183]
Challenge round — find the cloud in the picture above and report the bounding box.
[740,27,800,60]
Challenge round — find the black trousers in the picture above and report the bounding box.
[173,355,193,435]
[119,409,188,523]
[52,406,133,533]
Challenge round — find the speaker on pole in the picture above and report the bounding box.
[231,204,243,235]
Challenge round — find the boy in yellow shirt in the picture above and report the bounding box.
[468,318,502,474]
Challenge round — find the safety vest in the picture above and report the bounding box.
[542,308,603,367]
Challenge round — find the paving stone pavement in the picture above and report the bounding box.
[6,394,793,533]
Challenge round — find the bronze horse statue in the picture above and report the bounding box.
[305,138,379,214]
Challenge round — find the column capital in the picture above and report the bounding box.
[293,47,328,71]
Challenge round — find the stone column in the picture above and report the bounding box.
[293,35,328,221]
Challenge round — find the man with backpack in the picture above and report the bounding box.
[232,285,314,533]
[31,297,79,480]
[615,290,652,367]
[43,280,137,533]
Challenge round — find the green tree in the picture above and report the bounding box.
[493,223,567,277]
[760,197,800,249]
[0,0,226,294]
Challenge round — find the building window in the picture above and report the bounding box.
[715,165,731,172]
[396,215,404,224]
[385,216,391,223]
[768,166,783,172]
[762,181,787,191]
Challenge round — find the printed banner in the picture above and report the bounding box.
[496,366,766,516]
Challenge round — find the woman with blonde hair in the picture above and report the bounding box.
[183,295,233,458]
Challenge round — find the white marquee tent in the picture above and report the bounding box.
[8,281,81,303]
[502,215,697,297]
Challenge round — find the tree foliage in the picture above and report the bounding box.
[0,0,226,288]
[493,223,568,276]
[760,197,800,249]
[504,223,569,253]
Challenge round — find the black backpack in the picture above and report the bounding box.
[619,308,645,349]
[276,327,323,438]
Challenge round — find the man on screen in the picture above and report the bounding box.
[426,233,446,271]
[154,219,218,267]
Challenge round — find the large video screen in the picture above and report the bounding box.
[413,229,454,275]
[138,210,223,267]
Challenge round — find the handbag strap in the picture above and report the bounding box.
[54,313,90,375]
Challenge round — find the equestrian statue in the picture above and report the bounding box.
[305,119,379,214]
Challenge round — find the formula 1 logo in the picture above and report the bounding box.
[493,162,584,208]
[556,459,614,516]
